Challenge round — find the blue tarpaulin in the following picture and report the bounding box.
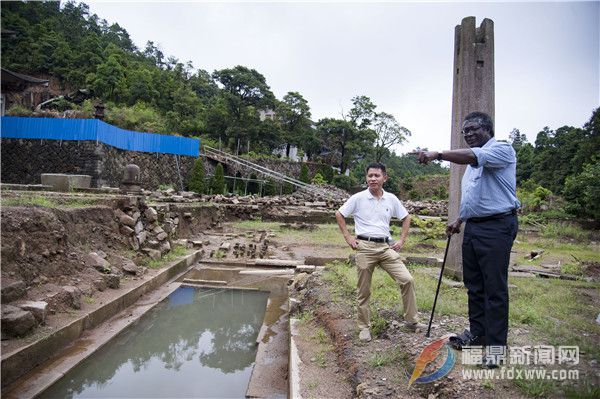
[0,116,200,157]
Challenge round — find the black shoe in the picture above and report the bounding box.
[448,329,486,350]
[482,355,500,369]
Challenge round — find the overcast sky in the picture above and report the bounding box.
[83,0,599,154]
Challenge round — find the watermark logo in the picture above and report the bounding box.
[408,335,455,387]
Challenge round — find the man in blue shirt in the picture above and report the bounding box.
[415,111,520,368]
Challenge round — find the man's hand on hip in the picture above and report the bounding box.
[390,238,405,252]
[345,236,358,249]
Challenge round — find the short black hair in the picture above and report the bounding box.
[464,111,494,137]
[365,162,386,175]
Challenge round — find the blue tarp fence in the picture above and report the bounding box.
[0,116,200,157]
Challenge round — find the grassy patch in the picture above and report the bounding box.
[147,245,187,269]
[367,347,410,368]
[312,327,328,344]
[83,295,95,305]
[296,309,315,323]
[509,278,600,359]
[321,261,356,305]
[539,221,594,242]
[481,379,494,390]
[1,195,100,208]
[314,347,329,368]
[512,374,556,398]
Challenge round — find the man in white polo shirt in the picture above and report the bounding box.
[336,162,426,342]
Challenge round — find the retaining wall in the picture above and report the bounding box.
[1,138,330,190]
[1,139,195,190]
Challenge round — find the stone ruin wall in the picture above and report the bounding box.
[1,138,329,191]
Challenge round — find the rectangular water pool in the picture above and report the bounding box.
[40,287,269,398]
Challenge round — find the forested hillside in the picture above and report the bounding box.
[2,1,598,220]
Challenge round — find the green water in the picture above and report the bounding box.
[40,287,269,398]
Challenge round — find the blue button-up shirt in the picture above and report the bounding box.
[460,138,521,220]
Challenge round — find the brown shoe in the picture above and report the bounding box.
[359,328,372,342]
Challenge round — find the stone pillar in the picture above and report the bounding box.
[446,17,495,279]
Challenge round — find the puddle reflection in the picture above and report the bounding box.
[40,287,269,398]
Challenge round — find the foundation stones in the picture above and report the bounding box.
[144,207,158,222]
[19,301,48,324]
[121,259,140,275]
[62,286,81,309]
[1,280,26,303]
[1,305,36,338]
[137,231,148,246]
[104,274,120,289]
[85,252,111,273]
[118,213,136,227]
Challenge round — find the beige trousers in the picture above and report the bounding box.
[354,240,419,329]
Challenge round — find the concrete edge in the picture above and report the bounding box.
[245,293,290,398]
[1,249,204,392]
[289,318,303,399]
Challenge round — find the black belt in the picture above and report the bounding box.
[356,235,389,243]
[468,209,517,223]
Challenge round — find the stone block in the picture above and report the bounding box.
[1,280,26,303]
[159,240,171,254]
[143,248,161,260]
[40,174,91,191]
[62,285,82,309]
[1,305,36,337]
[144,207,158,222]
[19,301,48,324]
[84,252,111,273]
[104,273,120,289]
[156,232,168,241]
[40,173,70,192]
[137,231,148,246]
[119,213,136,227]
[134,220,144,234]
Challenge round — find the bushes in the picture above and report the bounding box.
[263,179,278,196]
[187,157,206,194]
[299,163,310,183]
[104,102,166,133]
[332,174,357,191]
[5,104,33,116]
[311,172,326,185]
[210,163,225,195]
[563,158,600,220]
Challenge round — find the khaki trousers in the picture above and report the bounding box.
[354,240,418,329]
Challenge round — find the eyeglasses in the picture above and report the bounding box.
[462,125,481,136]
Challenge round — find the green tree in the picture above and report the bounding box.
[299,163,310,183]
[516,143,535,185]
[316,118,374,173]
[311,172,326,185]
[211,66,277,153]
[318,164,334,183]
[247,173,260,194]
[277,91,312,157]
[263,179,278,196]
[210,163,226,195]
[563,158,600,220]
[187,157,206,194]
[348,95,377,130]
[332,174,357,192]
[509,128,528,151]
[372,112,411,161]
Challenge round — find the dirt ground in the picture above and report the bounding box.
[2,197,599,398]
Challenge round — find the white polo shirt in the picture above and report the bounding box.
[338,189,408,238]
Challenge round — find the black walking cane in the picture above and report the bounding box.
[426,235,452,338]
